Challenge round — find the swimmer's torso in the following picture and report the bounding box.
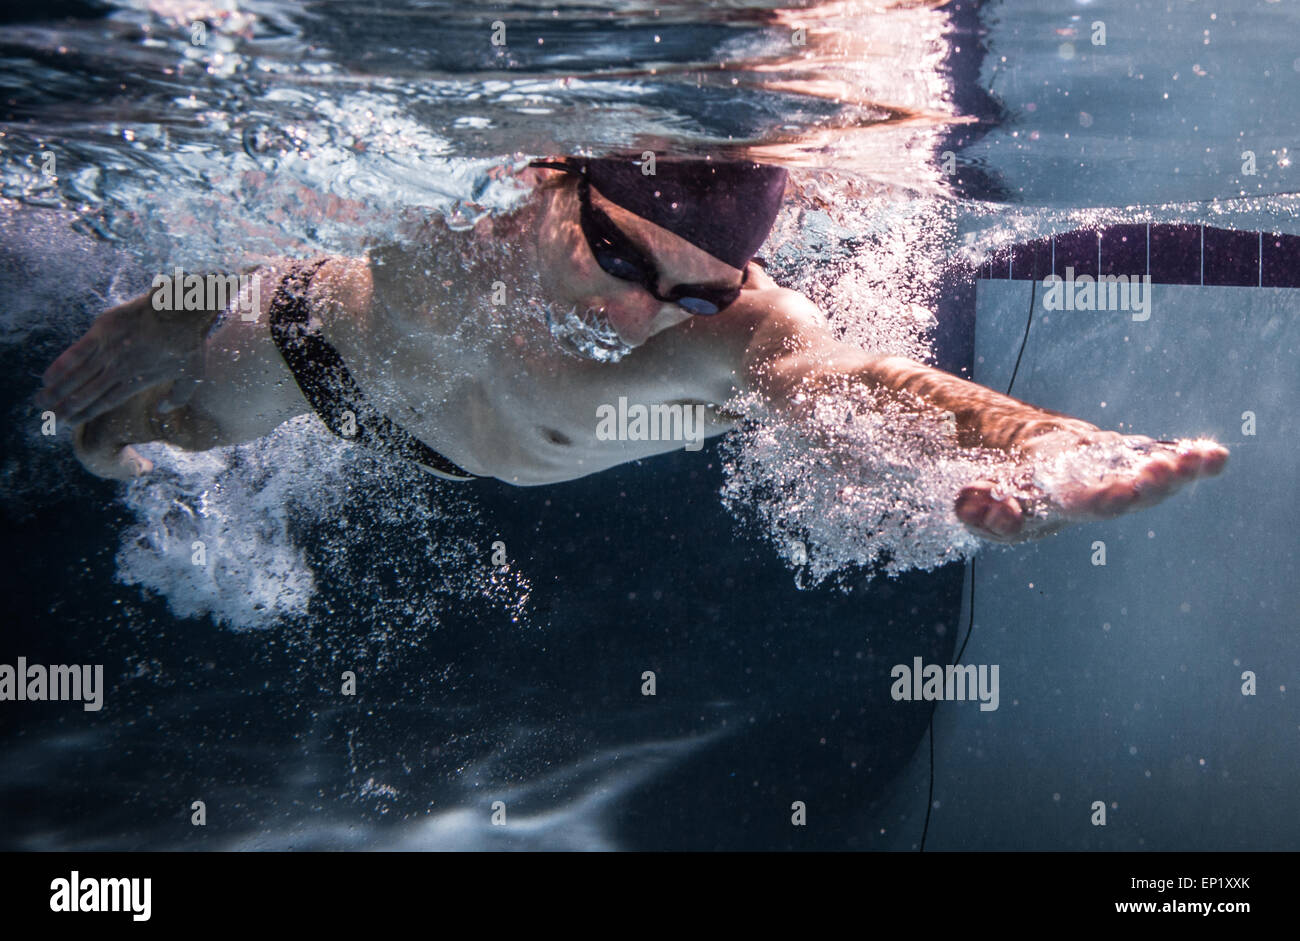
[317,207,750,485]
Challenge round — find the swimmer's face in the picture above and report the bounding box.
[537,178,749,348]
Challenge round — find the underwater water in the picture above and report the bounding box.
[0,0,1296,851]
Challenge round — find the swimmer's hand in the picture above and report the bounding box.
[36,286,221,427]
[956,420,1229,543]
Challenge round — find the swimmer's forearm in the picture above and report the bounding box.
[738,299,1087,452]
[856,355,1088,451]
[756,347,1086,452]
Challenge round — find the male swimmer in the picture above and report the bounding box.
[36,156,1226,543]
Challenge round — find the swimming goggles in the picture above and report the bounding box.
[530,159,747,315]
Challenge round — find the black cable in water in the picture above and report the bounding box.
[920,275,1036,851]
[919,559,975,851]
[1006,278,1037,396]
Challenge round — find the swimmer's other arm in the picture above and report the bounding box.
[38,257,370,477]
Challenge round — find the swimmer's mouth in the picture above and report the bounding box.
[543,303,635,363]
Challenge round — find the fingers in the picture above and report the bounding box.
[65,379,139,428]
[1089,478,1143,518]
[1181,439,1229,476]
[39,294,146,396]
[1130,450,1181,509]
[71,420,154,480]
[1128,441,1228,508]
[956,482,1026,541]
[118,445,155,478]
[37,293,159,412]
[43,352,171,426]
[54,366,114,426]
[961,437,1230,544]
[53,362,137,426]
[1069,440,1228,519]
[40,357,108,421]
[40,334,177,426]
[37,332,103,408]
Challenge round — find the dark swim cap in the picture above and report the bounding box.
[572,156,788,270]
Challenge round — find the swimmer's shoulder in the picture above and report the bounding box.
[657,270,831,395]
[692,266,829,345]
[363,224,457,328]
[315,256,373,312]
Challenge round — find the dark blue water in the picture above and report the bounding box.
[0,260,960,847]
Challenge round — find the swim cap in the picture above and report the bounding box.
[580,156,788,271]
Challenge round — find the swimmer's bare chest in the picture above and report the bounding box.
[342,300,740,486]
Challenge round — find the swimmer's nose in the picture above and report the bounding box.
[602,289,664,346]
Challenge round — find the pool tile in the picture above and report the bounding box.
[1262,233,1300,288]
[982,250,1012,279]
[1009,239,1051,281]
[1052,229,1099,278]
[1149,224,1202,284]
[1203,227,1260,286]
[994,225,1300,288]
[1099,224,1147,278]
[934,266,977,377]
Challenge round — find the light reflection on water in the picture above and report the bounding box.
[0,0,963,265]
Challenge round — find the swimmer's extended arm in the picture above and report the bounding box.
[730,287,1226,541]
[40,255,375,479]
[735,289,1079,452]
